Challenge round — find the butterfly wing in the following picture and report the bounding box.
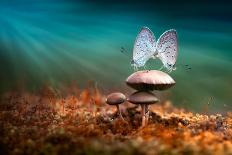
[132,27,156,67]
[156,29,178,70]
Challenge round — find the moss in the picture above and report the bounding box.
[0,88,232,155]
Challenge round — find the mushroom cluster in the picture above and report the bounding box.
[106,70,175,127]
[126,70,175,127]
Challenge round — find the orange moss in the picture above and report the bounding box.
[0,86,232,155]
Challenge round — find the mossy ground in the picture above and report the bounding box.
[1,86,232,155]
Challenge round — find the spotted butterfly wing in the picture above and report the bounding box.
[156,29,178,71]
[132,27,156,67]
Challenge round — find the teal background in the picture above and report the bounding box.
[0,0,232,112]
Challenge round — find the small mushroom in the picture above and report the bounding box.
[106,92,126,121]
[127,91,159,127]
[126,70,175,91]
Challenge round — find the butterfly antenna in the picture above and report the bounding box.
[120,47,130,57]
[183,64,192,71]
[176,63,192,71]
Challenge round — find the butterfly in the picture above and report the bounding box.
[131,27,178,72]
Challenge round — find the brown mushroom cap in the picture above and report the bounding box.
[126,70,175,91]
[127,91,159,105]
[106,92,126,105]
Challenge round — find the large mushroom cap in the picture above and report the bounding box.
[106,92,126,105]
[126,70,175,91]
[127,91,159,105]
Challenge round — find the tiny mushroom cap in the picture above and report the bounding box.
[126,70,175,91]
[127,91,159,105]
[106,92,126,105]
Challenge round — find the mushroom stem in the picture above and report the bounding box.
[141,104,146,127]
[144,104,149,124]
[116,104,125,122]
[145,104,149,113]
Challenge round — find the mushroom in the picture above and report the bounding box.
[106,92,126,121]
[126,70,175,91]
[127,91,159,127]
[126,70,176,127]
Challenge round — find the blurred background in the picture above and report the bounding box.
[0,0,232,112]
